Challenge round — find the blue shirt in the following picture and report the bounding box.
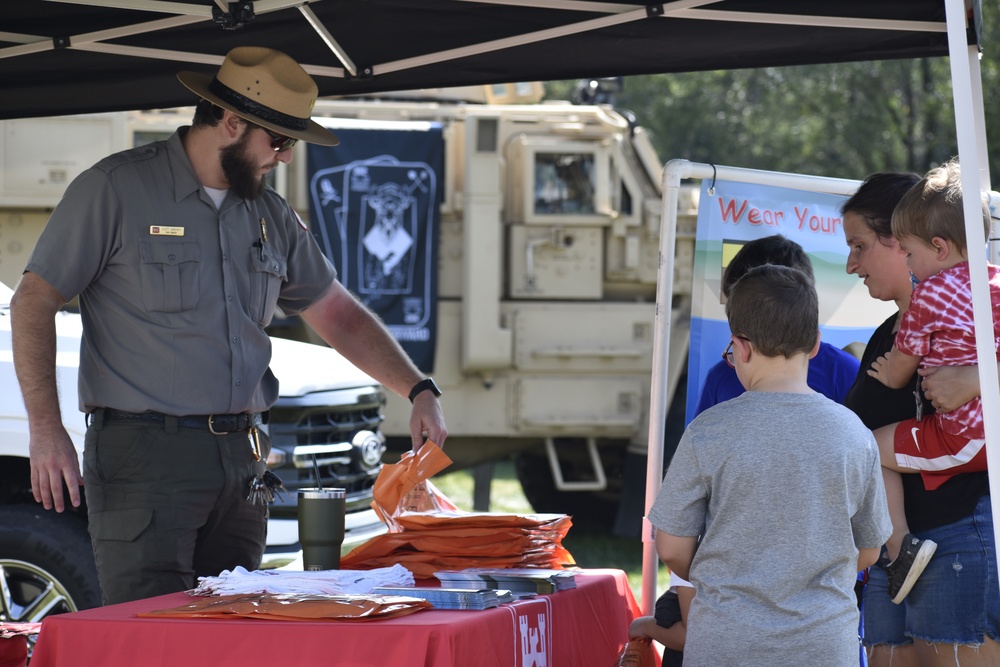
[694,341,861,417]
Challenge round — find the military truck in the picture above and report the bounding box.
[0,86,697,543]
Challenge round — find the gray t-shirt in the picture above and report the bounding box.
[648,391,891,667]
[26,130,337,415]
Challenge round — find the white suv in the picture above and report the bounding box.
[0,280,387,621]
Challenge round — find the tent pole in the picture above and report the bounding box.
[643,159,687,615]
[944,0,1000,588]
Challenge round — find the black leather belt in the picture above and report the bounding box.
[98,409,266,434]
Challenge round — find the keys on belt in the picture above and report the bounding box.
[98,409,266,434]
[245,425,287,506]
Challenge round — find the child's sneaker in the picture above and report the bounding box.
[884,534,937,604]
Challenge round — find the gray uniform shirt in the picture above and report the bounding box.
[26,130,337,415]
[648,391,891,667]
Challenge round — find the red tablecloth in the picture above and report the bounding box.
[0,636,26,667]
[30,569,645,667]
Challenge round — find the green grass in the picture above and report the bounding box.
[431,460,671,602]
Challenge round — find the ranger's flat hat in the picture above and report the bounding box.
[178,46,338,146]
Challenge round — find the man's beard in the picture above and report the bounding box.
[220,127,267,200]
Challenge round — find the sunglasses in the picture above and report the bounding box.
[722,335,751,369]
[250,122,298,152]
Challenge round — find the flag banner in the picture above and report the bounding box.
[308,125,444,372]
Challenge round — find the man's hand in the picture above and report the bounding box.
[302,283,449,452]
[919,365,981,413]
[29,425,83,512]
[11,272,77,511]
[409,391,447,451]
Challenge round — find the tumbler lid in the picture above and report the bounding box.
[299,488,346,499]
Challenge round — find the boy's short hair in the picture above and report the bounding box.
[721,234,813,298]
[726,264,818,358]
[892,158,990,253]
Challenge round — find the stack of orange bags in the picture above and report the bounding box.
[340,442,575,579]
[140,593,432,622]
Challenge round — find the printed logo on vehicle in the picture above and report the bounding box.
[308,128,443,374]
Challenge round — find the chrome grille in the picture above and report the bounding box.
[266,387,385,514]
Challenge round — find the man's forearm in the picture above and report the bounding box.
[302,281,448,449]
[10,274,65,428]
[301,283,424,398]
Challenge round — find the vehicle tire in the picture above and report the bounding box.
[0,505,102,622]
[514,439,627,532]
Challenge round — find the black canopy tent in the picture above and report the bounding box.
[3,0,997,617]
[0,0,953,120]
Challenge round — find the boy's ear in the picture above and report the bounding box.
[734,335,753,365]
[809,330,821,360]
[931,236,952,260]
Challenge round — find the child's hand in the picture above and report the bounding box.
[628,616,657,640]
[868,351,893,387]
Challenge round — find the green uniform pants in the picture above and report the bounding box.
[83,413,269,605]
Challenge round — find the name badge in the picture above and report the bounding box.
[150,226,184,236]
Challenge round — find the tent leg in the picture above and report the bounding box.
[944,0,1000,600]
[641,160,688,614]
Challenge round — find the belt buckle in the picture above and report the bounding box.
[208,415,229,435]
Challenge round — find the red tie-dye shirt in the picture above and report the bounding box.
[896,261,1000,439]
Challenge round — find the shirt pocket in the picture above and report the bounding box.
[249,247,287,326]
[138,241,202,313]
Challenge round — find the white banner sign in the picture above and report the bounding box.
[685,179,895,423]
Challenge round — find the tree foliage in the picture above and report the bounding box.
[546,11,1000,183]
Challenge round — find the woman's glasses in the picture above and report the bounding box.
[722,335,751,368]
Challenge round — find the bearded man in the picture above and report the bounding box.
[10,47,446,605]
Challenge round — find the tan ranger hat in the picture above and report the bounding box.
[177,46,338,146]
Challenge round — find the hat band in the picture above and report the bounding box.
[208,78,309,132]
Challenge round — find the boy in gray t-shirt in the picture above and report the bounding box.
[648,264,892,666]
